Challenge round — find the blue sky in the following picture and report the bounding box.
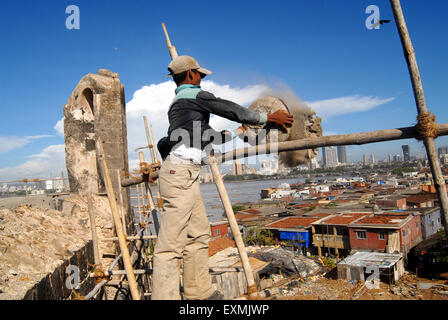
[0,0,447,179]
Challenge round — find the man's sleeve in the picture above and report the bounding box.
[196,91,267,125]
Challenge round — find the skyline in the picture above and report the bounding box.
[1,1,447,179]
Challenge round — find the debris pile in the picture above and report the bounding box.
[0,195,115,299]
[251,246,324,278]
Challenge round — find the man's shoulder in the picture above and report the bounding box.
[174,86,203,101]
[196,90,216,100]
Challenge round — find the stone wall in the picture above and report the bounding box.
[63,68,133,234]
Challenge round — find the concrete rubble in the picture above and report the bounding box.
[0,195,115,299]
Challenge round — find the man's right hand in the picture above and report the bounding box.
[267,110,294,131]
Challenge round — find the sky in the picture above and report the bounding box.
[0,0,447,180]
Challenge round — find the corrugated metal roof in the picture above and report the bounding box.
[338,251,402,268]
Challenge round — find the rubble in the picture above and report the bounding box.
[251,246,324,278]
[0,195,115,299]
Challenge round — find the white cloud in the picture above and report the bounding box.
[308,95,395,119]
[0,135,53,154]
[54,118,64,137]
[0,144,65,180]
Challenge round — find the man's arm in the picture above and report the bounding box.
[196,91,267,125]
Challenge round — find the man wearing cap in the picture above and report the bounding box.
[152,55,293,300]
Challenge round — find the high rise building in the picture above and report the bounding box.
[388,154,393,163]
[309,157,319,170]
[371,153,377,164]
[337,146,347,164]
[232,159,243,175]
[363,154,369,165]
[322,147,338,168]
[438,146,448,158]
[402,145,410,162]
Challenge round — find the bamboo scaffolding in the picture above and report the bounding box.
[390,0,448,233]
[116,169,128,236]
[96,139,141,300]
[86,193,101,265]
[138,152,160,235]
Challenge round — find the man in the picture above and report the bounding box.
[153,55,293,300]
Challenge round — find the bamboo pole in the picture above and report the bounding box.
[122,124,448,186]
[143,116,156,163]
[96,139,141,300]
[208,156,257,295]
[162,23,178,59]
[138,152,160,235]
[87,193,101,265]
[390,0,448,232]
[116,169,128,236]
[149,121,164,209]
[219,124,448,164]
[120,124,448,188]
[150,124,161,164]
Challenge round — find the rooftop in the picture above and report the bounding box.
[351,213,411,227]
[318,213,370,225]
[338,251,403,269]
[265,217,324,230]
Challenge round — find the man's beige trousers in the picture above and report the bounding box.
[151,155,215,300]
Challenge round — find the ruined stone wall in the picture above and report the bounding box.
[63,69,133,234]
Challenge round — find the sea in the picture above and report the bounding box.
[137,177,305,223]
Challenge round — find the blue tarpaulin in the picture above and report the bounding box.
[279,231,309,247]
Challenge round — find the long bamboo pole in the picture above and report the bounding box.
[208,156,257,295]
[87,193,101,265]
[138,152,160,235]
[96,139,141,300]
[390,0,448,232]
[120,124,448,188]
[219,124,448,164]
[116,169,128,236]
[143,116,156,163]
[162,23,178,59]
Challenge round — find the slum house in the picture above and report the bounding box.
[404,207,443,239]
[234,209,278,239]
[310,212,371,258]
[337,251,404,284]
[348,212,422,256]
[209,220,236,257]
[405,193,438,209]
[375,195,408,210]
[419,184,448,193]
[263,216,330,255]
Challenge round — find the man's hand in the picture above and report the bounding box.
[267,110,294,131]
[235,126,246,136]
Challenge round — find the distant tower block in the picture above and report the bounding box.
[63,69,129,201]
